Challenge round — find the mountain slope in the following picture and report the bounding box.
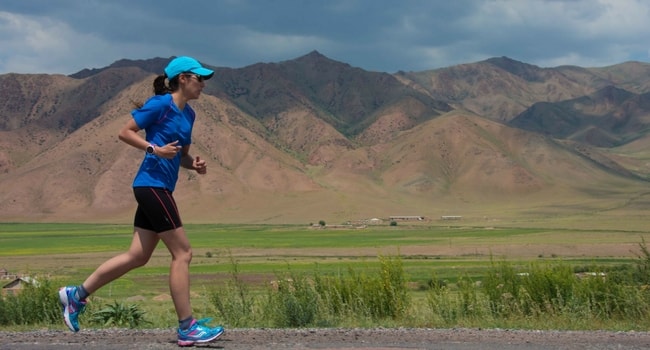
[509,86,650,147]
[0,54,649,224]
[395,56,644,123]
[208,51,452,140]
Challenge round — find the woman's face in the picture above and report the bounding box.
[179,73,206,100]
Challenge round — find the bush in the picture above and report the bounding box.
[0,279,61,326]
[209,255,256,327]
[482,260,523,316]
[478,258,650,322]
[426,274,487,325]
[313,255,410,321]
[518,263,576,316]
[633,238,650,285]
[264,273,321,327]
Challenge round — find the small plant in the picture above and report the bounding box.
[90,301,149,328]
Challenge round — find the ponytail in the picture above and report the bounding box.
[153,74,171,95]
[132,74,180,109]
[153,74,181,95]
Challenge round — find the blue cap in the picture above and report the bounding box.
[164,56,214,80]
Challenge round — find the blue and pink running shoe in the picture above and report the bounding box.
[58,286,87,332]
[177,318,224,346]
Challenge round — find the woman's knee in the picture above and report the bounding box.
[176,247,193,264]
[129,252,152,267]
[160,228,193,263]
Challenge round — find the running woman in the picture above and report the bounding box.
[59,56,224,347]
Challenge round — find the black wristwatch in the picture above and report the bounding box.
[145,144,155,155]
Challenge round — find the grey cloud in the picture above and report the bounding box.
[0,0,648,74]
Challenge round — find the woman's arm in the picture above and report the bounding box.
[180,145,207,174]
[118,118,149,151]
[118,118,181,159]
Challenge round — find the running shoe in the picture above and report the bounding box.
[58,286,86,332]
[177,318,224,346]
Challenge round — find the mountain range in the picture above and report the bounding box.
[1,51,649,225]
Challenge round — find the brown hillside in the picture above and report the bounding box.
[1,54,649,224]
[398,57,605,122]
[509,87,650,147]
[587,61,650,93]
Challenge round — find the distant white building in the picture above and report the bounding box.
[389,216,425,221]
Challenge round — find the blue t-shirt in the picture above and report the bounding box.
[131,94,195,192]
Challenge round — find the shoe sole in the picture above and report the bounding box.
[58,288,78,332]
[177,328,224,347]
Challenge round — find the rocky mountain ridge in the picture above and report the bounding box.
[1,52,649,224]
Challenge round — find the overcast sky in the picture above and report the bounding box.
[1,0,648,75]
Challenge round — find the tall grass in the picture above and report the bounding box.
[425,254,650,329]
[3,242,650,330]
[207,248,650,330]
[209,255,410,328]
[208,253,256,327]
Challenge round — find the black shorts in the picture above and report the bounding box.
[133,187,182,233]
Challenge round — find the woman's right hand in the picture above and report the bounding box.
[155,140,183,159]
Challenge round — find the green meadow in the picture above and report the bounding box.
[2,222,648,289]
[2,222,650,330]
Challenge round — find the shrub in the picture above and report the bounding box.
[482,260,523,316]
[209,254,256,327]
[264,273,321,327]
[426,274,487,325]
[633,238,650,285]
[479,258,650,322]
[313,255,410,321]
[0,279,60,326]
[90,301,149,328]
[518,263,576,316]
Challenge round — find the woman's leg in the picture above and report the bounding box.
[158,226,193,320]
[81,227,159,294]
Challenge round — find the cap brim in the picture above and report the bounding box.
[190,67,214,80]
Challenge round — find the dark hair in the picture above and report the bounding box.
[132,74,181,109]
[153,74,180,95]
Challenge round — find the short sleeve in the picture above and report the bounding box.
[131,95,169,129]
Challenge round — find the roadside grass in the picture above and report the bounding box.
[1,222,650,331]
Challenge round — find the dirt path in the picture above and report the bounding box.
[2,328,650,349]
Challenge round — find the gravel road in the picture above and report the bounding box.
[1,328,650,350]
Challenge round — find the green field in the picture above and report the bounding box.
[2,222,648,289]
[2,222,650,330]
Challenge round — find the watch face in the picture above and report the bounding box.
[146,145,154,154]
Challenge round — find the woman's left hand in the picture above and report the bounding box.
[193,156,207,174]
